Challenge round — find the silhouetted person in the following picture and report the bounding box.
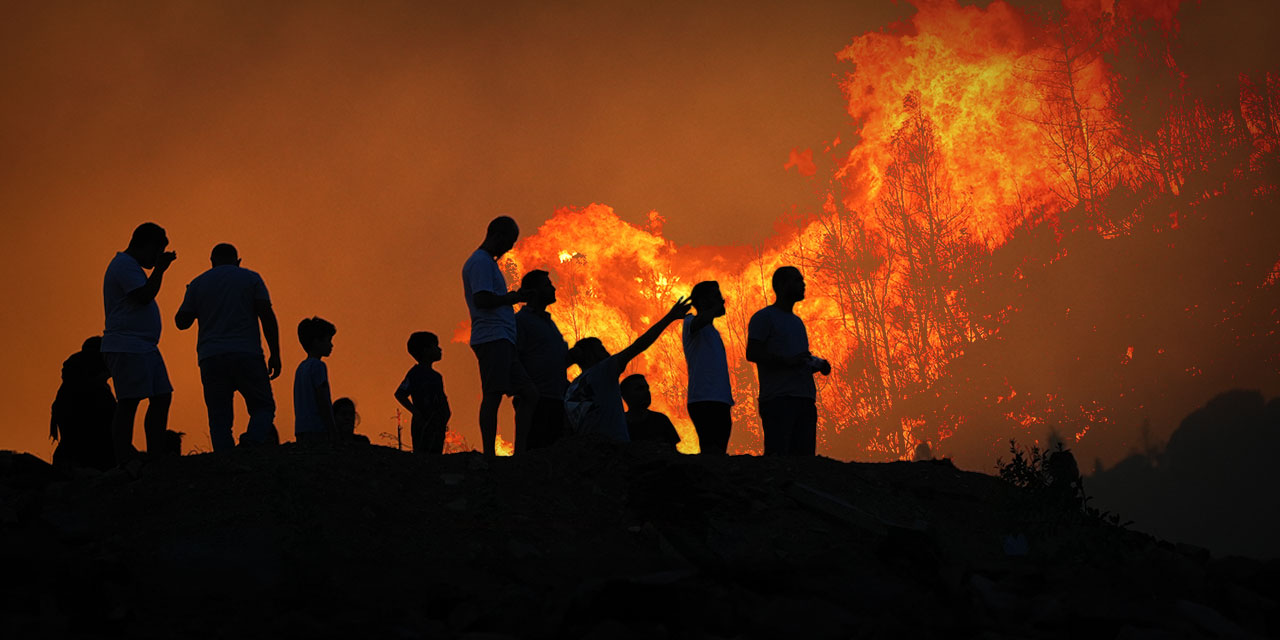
[175,243,282,451]
[515,269,570,451]
[394,331,451,455]
[102,222,178,462]
[294,317,336,445]
[682,280,734,454]
[333,397,370,446]
[746,266,830,456]
[462,216,539,455]
[50,337,116,471]
[565,297,692,442]
[913,440,934,461]
[622,374,681,451]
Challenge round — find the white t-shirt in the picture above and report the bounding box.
[682,316,734,406]
[293,357,332,435]
[177,265,271,362]
[102,252,161,353]
[461,248,516,345]
[573,355,629,443]
[747,305,816,400]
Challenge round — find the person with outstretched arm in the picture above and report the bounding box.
[746,266,830,456]
[566,297,692,442]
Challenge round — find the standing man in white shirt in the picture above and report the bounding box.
[175,243,282,451]
[102,222,178,462]
[746,266,831,456]
[462,216,539,455]
[682,280,735,454]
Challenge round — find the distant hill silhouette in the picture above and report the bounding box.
[1088,389,1280,559]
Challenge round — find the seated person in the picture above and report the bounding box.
[621,374,680,451]
[333,397,371,445]
[50,337,117,471]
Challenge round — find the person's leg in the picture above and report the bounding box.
[473,342,508,457]
[200,356,237,452]
[759,397,788,456]
[409,418,421,453]
[428,422,447,455]
[689,401,731,455]
[143,393,173,454]
[478,392,500,456]
[789,397,817,456]
[236,354,278,446]
[507,346,539,457]
[111,398,142,464]
[707,402,732,454]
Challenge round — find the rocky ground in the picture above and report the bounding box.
[1,440,1277,639]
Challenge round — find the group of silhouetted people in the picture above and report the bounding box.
[463,216,830,457]
[51,217,831,470]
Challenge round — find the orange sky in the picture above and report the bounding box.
[0,1,912,459]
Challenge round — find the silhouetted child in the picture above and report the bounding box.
[565,297,692,442]
[333,397,371,445]
[294,317,336,445]
[621,374,680,451]
[50,336,117,471]
[394,331,451,455]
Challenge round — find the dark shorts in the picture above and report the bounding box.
[471,339,533,396]
[104,350,173,400]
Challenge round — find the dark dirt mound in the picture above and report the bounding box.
[2,442,1277,639]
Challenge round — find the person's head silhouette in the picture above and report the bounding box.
[521,269,556,308]
[126,222,170,269]
[771,266,805,304]
[333,397,359,436]
[620,374,652,412]
[210,243,240,267]
[690,280,726,318]
[297,317,336,358]
[569,337,609,371]
[482,216,520,258]
[407,331,442,365]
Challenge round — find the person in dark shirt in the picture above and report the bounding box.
[621,374,680,451]
[394,331,451,454]
[515,269,570,452]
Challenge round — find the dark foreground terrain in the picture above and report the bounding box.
[2,440,1277,639]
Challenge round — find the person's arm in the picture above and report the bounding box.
[394,384,415,416]
[615,297,693,370]
[472,289,525,310]
[125,251,177,307]
[316,381,336,434]
[745,338,809,368]
[174,284,196,330]
[255,300,282,380]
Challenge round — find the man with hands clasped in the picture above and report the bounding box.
[746,266,830,456]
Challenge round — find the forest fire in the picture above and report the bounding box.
[459,0,1279,465]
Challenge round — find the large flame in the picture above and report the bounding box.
[459,0,1280,463]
